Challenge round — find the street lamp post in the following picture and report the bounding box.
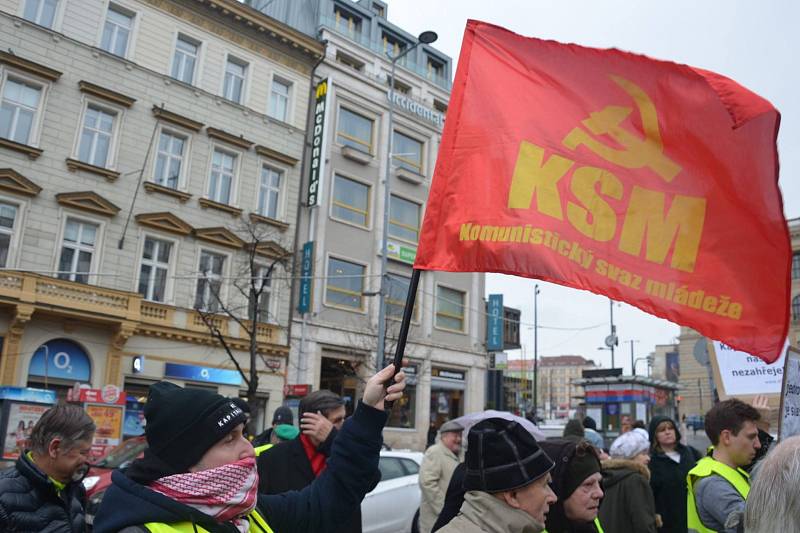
[376,31,438,370]
[627,339,640,375]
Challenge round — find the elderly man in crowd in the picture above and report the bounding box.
[438,418,556,533]
[418,420,463,533]
[0,404,96,532]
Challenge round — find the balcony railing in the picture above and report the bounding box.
[0,272,282,348]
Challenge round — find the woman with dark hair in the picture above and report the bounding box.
[648,416,702,533]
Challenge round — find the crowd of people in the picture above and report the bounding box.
[1,369,799,533]
[417,395,798,533]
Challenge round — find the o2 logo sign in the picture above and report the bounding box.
[51,351,73,374]
[29,339,91,381]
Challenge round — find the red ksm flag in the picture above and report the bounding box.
[415,20,790,363]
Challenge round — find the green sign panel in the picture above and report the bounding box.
[387,240,417,264]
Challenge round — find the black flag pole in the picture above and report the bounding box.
[391,268,421,372]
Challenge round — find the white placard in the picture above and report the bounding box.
[712,341,788,396]
[779,348,800,439]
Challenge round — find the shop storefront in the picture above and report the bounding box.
[319,354,363,416]
[429,367,466,442]
[27,339,92,401]
[387,363,418,429]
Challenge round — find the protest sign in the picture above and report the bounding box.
[710,340,787,397]
[779,347,800,439]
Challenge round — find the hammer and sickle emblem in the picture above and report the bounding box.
[563,75,682,182]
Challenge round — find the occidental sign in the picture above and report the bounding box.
[387,91,444,128]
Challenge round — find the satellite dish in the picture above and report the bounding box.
[693,339,709,366]
[605,334,618,348]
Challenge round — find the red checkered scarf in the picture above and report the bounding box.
[149,457,259,532]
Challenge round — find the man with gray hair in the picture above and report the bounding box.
[0,403,96,532]
[419,420,463,533]
[742,435,800,533]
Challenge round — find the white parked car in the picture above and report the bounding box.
[362,450,424,533]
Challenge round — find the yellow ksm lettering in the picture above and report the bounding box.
[507,141,707,273]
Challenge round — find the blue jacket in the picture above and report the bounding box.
[93,402,387,533]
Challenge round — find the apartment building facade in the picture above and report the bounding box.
[0,0,323,432]
[252,0,487,450]
[504,355,596,419]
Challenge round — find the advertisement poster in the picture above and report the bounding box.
[123,401,145,437]
[711,341,788,397]
[3,403,49,459]
[85,404,124,459]
[779,347,800,439]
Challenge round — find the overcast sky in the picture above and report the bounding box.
[387,0,799,371]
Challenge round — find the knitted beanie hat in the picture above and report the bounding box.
[463,418,554,493]
[144,381,248,472]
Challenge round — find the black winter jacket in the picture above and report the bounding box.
[648,416,702,533]
[0,452,87,532]
[258,428,374,533]
[92,402,387,533]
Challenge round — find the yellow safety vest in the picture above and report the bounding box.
[543,517,604,533]
[686,456,750,533]
[254,443,274,456]
[143,509,273,533]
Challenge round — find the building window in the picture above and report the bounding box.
[101,4,134,57]
[389,195,420,243]
[436,285,466,332]
[138,236,172,302]
[195,250,226,311]
[171,34,199,84]
[382,32,407,63]
[336,107,373,154]
[325,257,364,310]
[256,264,273,322]
[78,104,117,168]
[387,273,419,320]
[392,131,423,174]
[426,55,445,83]
[57,218,98,283]
[153,130,186,189]
[371,2,385,17]
[0,77,42,145]
[208,148,237,205]
[257,165,282,219]
[0,202,19,268]
[336,52,364,72]
[223,56,247,104]
[793,252,800,280]
[269,77,291,122]
[334,6,362,41]
[23,0,58,28]
[331,174,369,227]
[793,294,800,321]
